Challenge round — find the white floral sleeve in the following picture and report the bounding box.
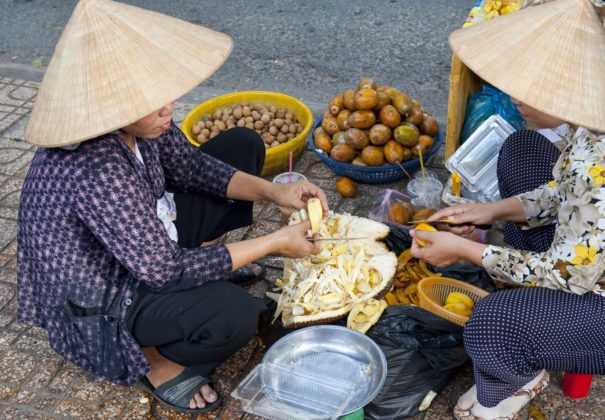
[482,129,605,297]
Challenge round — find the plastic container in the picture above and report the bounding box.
[272,172,307,219]
[418,277,490,326]
[406,170,444,209]
[181,91,314,177]
[232,362,356,420]
[308,119,443,184]
[562,373,593,400]
[446,115,514,202]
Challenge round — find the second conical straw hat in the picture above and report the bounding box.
[25,0,233,147]
[450,0,605,132]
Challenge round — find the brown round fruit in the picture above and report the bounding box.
[405,106,424,126]
[328,93,344,115]
[322,116,340,135]
[420,115,439,136]
[401,202,415,220]
[343,89,357,111]
[354,89,379,111]
[330,143,356,162]
[314,132,332,154]
[336,109,352,131]
[418,134,435,150]
[361,145,385,166]
[373,91,391,111]
[332,131,347,146]
[344,128,369,150]
[358,78,377,90]
[336,177,357,198]
[393,123,420,147]
[379,105,401,128]
[402,147,413,161]
[392,92,413,116]
[389,203,411,225]
[349,110,376,129]
[383,140,405,164]
[368,124,391,146]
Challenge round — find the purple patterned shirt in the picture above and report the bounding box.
[17,124,237,385]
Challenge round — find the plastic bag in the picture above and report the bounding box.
[461,85,525,144]
[364,305,466,419]
[368,189,413,225]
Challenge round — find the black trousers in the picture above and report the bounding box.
[173,127,266,248]
[127,128,266,376]
[496,129,561,252]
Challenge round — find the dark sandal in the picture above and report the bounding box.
[136,367,222,414]
[226,262,266,286]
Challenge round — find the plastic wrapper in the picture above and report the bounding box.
[461,86,525,144]
[367,189,413,225]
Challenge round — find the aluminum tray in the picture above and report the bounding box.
[261,325,387,416]
[446,115,514,202]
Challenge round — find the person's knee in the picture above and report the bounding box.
[217,282,262,342]
[224,127,265,175]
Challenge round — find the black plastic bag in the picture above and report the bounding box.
[364,305,467,419]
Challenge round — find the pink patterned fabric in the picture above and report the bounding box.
[17,123,236,385]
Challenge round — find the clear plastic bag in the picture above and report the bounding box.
[368,189,414,225]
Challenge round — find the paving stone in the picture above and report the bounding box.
[48,364,84,394]
[0,312,14,328]
[2,114,29,139]
[0,331,19,350]
[28,355,64,390]
[0,113,22,132]
[0,149,34,176]
[0,190,20,207]
[53,400,98,419]
[119,396,154,419]
[0,147,23,164]
[2,239,17,256]
[14,107,30,115]
[0,207,18,220]
[0,218,17,250]
[96,390,130,418]
[0,105,16,113]
[34,395,59,411]
[9,387,36,405]
[0,282,16,311]
[0,253,12,267]
[0,349,36,382]
[73,376,117,402]
[13,334,54,356]
[10,86,37,102]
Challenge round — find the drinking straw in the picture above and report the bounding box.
[288,151,293,183]
[395,161,412,179]
[419,149,426,178]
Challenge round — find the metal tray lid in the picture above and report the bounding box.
[446,115,515,200]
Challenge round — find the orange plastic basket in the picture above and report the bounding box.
[417,277,490,326]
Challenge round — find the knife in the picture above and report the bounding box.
[306,237,367,242]
[407,220,492,230]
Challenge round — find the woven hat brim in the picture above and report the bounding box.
[25,0,233,147]
[450,0,605,132]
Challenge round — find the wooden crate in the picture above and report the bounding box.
[444,54,485,160]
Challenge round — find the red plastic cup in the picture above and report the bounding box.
[562,373,592,400]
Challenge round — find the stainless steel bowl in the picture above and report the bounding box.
[262,325,387,416]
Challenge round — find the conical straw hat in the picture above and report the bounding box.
[25,0,233,147]
[450,0,605,132]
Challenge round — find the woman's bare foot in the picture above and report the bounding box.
[142,347,218,409]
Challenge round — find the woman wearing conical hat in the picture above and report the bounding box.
[17,0,326,414]
[412,0,605,418]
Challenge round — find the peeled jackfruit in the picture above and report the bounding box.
[414,223,437,247]
[445,292,474,309]
[444,302,473,317]
[307,198,323,234]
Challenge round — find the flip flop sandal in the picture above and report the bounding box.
[136,367,222,415]
[226,261,266,286]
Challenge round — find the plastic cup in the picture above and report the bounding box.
[272,172,307,220]
[562,373,592,400]
[406,171,444,209]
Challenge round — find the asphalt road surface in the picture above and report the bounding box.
[0,0,471,120]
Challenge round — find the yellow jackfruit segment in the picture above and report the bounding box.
[445,292,474,309]
[307,198,323,234]
[444,302,473,317]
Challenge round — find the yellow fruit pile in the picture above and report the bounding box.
[482,1,519,18]
[443,292,475,317]
[385,249,441,305]
[347,299,387,334]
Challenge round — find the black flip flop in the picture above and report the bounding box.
[136,367,222,415]
[226,261,266,286]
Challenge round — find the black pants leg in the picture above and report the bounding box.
[496,130,561,252]
[173,127,265,248]
[128,281,264,376]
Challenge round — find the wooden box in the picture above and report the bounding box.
[444,54,486,160]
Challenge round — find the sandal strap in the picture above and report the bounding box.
[155,370,210,407]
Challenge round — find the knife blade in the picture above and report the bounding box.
[407,219,492,230]
[306,237,367,242]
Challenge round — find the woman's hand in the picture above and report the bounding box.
[428,203,497,235]
[410,229,487,267]
[269,221,319,258]
[271,180,329,216]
